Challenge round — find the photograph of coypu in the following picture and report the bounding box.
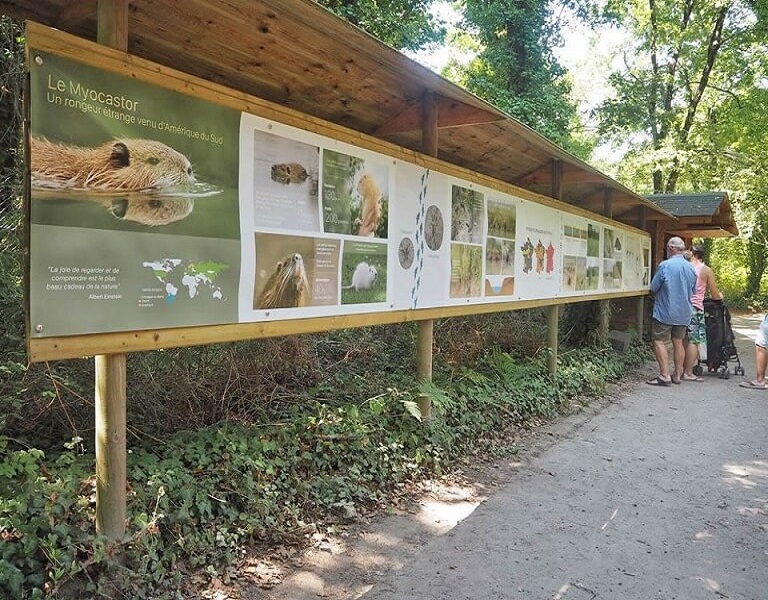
[28,50,240,237]
[340,240,387,305]
[250,129,320,233]
[253,233,341,310]
[29,136,214,227]
[321,149,389,238]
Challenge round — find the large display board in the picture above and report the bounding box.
[26,25,651,354]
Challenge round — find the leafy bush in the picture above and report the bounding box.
[0,318,648,598]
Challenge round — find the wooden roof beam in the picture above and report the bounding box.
[374,93,505,135]
[58,0,98,27]
[515,162,607,186]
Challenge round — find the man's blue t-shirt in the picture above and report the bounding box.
[649,254,697,326]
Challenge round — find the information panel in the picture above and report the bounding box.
[27,30,651,342]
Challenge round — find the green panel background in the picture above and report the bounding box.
[29,225,241,338]
[28,47,243,337]
[29,49,240,239]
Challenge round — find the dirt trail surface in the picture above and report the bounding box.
[219,313,767,600]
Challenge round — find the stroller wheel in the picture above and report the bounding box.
[693,365,703,376]
[735,366,745,376]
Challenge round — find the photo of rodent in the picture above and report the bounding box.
[251,129,320,233]
[255,251,310,309]
[29,50,241,237]
[322,149,389,239]
[340,240,387,305]
[253,234,318,310]
[30,137,205,226]
[31,137,195,192]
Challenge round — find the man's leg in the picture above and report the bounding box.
[648,320,673,384]
[652,339,670,378]
[671,336,686,382]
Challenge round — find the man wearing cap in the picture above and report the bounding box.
[647,236,697,386]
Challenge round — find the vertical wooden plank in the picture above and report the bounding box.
[417,91,438,420]
[95,0,129,543]
[97,0,128,50]
[547,305,559,374]
[635,296,645,339]
[551,159,562,201]
[95,353,127,540]
[603,187,613,219]
[421,91,438,156]
[654,220,666,269]
[417,319,434,418]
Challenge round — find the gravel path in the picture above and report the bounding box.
[250,312,767,600]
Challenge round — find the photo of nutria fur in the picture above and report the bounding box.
[255,252,310,309]
[322,149,389,238]
[30,137,202,226]
[253,234,316,310]
[31,137,196,192]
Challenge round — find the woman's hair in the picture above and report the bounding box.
[691,245,706,260]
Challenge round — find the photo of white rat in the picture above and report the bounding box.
[343,261,378,291]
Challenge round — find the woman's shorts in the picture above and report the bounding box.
[688,309,707,345]
[756,314,768,348]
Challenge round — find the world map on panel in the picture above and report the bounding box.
[143,258,229,303]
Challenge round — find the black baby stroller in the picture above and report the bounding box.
[694,298,744,379]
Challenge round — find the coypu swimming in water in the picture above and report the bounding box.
[270,162,309,185]
[31,137,195,191]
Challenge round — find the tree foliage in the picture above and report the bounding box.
[0,16,23,215]
[596,0,767,194]
[316,0,446,50]
[449,0,594,157]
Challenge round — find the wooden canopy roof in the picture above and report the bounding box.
[1,0,675,230]
[646,192,738,239]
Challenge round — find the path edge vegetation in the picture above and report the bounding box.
[1,251,652,599]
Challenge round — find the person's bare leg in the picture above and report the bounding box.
[755,344,767,384]
[671,337,686,382]
[683,342,699,378]
[652,339,671,380]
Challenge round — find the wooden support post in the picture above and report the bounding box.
[95,0,128,543]
[95,353,127,540]
[417,319,434,417]
[421,91,438,157]
[654,220,666,269]
[635,296,645,338]
[547,305,559,374]
[97,0,128,49]
[603,187,613,219]
[416,92,438,420]
[597,300,610,343]
[551,159,563,201]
